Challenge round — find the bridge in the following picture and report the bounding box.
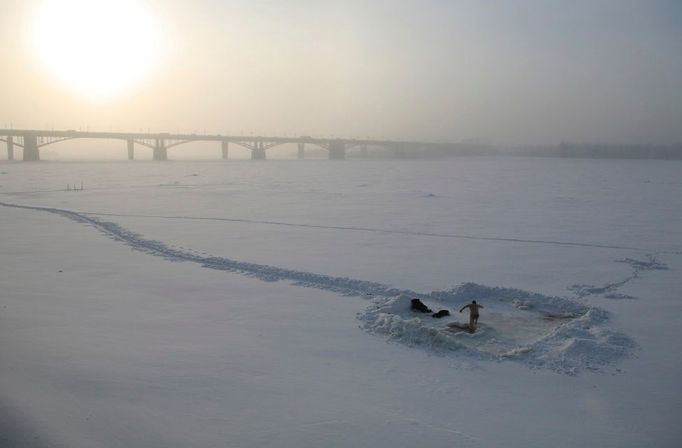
[0,129,447,161]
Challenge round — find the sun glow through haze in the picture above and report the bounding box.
[30,0,162,101]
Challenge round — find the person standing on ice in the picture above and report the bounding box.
[459,300,483,330]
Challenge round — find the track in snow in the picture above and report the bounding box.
[0,201,403,298]
[0,193,658,251]
[79,210,651,251]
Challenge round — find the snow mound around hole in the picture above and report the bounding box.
[359,283,635,374]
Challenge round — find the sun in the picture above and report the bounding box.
[29,0,163,101]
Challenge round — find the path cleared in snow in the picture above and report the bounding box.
[1,201,644,374]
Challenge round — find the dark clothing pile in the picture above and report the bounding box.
[410,298,432,313]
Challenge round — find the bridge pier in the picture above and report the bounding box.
[328,140,346,160]
[252,141,266,160]
[221,140,229,160]
[298,142,305,159]
[23,133,39,161]
[127,139,135,160]
[6,136,14,160]
[153,139,168,161]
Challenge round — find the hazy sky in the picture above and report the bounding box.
[1,0,681,144]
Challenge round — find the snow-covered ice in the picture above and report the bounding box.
[1,157,681,447]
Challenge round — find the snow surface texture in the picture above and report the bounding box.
[1,200,641,374]
[567,255,668,299]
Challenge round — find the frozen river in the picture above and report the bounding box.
[1,157,681,447]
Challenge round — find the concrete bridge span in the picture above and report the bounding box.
[0,129,444,161]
